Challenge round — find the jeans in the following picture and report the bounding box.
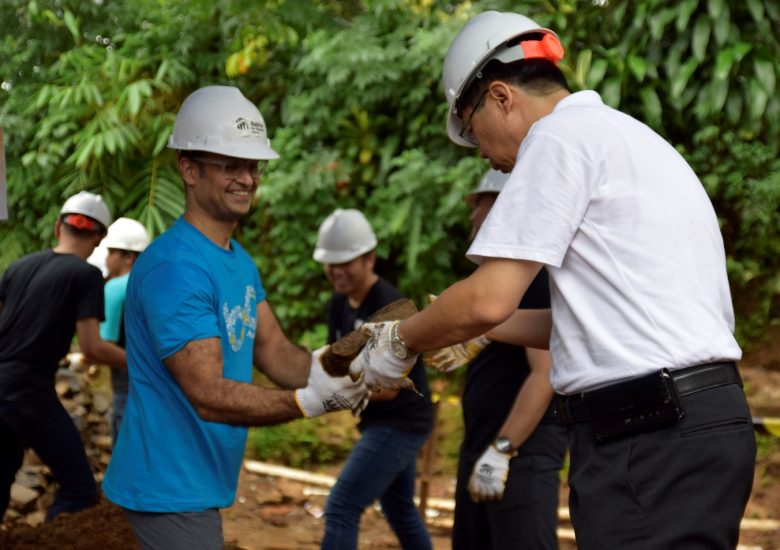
[322,425,432,550]
[0,393,98,522]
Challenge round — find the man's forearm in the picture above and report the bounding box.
[498,349,555,448]
[485,309,552,350]
[255,340,311,389]
[84,340,127,370]
[189,379,304,426]
[400,258,543,352]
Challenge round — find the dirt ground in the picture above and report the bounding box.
[1,346,778,549]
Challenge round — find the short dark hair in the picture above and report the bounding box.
[108,247,140,260]
[457,57,570,115]
[178,150,207,178]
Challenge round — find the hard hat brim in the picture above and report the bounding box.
[168,139,280,161]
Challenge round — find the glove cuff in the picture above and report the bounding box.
[294,388,322,418]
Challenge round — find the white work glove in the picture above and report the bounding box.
[295,347,371,418]
[423,335,489,373]
[348,321,417,392]
[468,445,513,502]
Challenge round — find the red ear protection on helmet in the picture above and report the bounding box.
[63,213,101,232]
[519,33,565,64]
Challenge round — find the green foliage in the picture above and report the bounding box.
[245,412,358,468]
[2,0,779,344]
[755,431,774,461]
[0,0,234,267]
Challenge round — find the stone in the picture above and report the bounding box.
[10,483,39,512]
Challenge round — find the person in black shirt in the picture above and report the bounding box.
[0,192,126,522]
[313,208,434,550]
[425,170,567,549]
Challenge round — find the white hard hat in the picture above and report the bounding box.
[466,169,510,207]
[442,11,564,147]
[168,85,279,160]
[313,209,377,264]
[60,191,112,230]
[102,217,150,253]
[87,245,108,277]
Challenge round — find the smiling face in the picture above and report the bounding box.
[323,252,377,301]
[180,152,260,223]
[105,248,136,279]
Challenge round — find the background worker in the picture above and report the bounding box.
[0,191,126,522]
[313,208,434,550]
[102,86,369,550]
[425,169,566,549]
[351,11,755,550]
[97,217,150,444]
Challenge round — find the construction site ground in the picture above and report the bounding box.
[1,337,778,550]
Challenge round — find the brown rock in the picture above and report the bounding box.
[276,479,304,502]
[320,298,418,376]
[254,486,284,506]
[92,393,111,414]
[24,510,46,527]
[10,483,39,512]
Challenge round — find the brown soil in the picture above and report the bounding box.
[1,356,778,549]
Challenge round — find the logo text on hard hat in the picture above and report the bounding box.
[234,117,265,138]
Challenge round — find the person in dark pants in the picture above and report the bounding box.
[0,192,126,522]
[351,11,755,549]
[313,208,434,550]
[428,170,567,550]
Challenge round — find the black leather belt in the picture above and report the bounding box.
[555,361,742,425]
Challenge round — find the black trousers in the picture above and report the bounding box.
[453,422,567,550]
[567,383,755,549]
[0,391,98,522]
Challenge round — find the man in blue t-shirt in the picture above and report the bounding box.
[97,217,150,444]
[102,86,369,550]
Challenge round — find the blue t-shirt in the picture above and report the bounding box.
[100,273,129,343]
[103,217,265,512]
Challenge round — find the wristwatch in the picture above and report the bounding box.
[389,321,410,360]
[494,436,515,454]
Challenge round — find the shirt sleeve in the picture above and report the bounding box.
[467,130,600,267]
[137,260,222,361]
[74,266,105,322]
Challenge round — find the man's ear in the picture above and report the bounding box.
[488,81,515,114]
[178,156,199,188]
[54,219,62,240]
[365,250,377,271]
